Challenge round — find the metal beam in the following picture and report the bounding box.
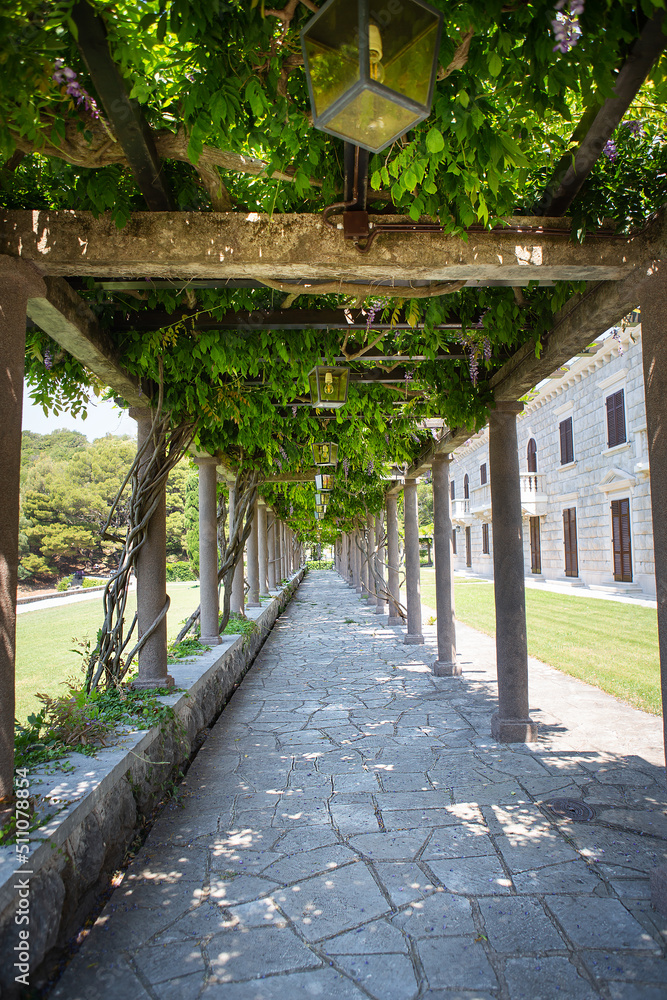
[535,10,667,216]
[26,277,145,407]
[71,2,173,212]
[113,306,466,332]
[2,211,656,283]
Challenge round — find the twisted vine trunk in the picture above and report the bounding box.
[174,468,260,643]
[85,394,198,691]
[355,521,407,619]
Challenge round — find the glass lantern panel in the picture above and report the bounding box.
[315,503,328,513]
[303,0,360,117]
[326,88,421,150]
[368,0,439,107]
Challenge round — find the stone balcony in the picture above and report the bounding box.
[451,497,474,526]
[470,483,492,519]
[520,472,548,516]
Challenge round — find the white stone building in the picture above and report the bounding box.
[449,312,656,597]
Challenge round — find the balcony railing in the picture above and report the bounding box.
[470,483,492,518]
[451,498,472,524]
[520,472,547,515]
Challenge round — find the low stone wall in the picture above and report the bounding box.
[0,571,303,997]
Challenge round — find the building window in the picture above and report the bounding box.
[606,389,626,448]
[450,480,455,501]
[452,529,457,555]
[563,507,578,577]
[527,438,537,473]
[611,498,632,582]
[482,522,489,554]
[529,516,541,574]
[464,474,469,499]
[465,526,472,567]
[559,417,574,465]
[480,463,487,486]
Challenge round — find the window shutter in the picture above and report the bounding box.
[614,390,626,445]
[563,507,578,577]
[480,463,487,485]
[464,474,469,499]
[607,390,626,448]
[451,529,457,555]
[527,438,537,473]
[450,481,455,501]
[611,498,632,582]
[559,418,573,464]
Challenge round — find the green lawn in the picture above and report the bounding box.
[15,582,201,723]
[420,569,661,716]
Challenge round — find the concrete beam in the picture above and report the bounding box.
[1,211,658,283]
[26,276,144,407]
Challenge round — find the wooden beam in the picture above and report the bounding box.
[403,266,652,476]
[263,471,317,483]
[536,11,667,216]
[1,211,657,283]
[71,2,174,212]
[26,277,145,407]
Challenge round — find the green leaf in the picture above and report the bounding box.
[488,52,502,77]
[426,127,445,154]
[457,90,470,108]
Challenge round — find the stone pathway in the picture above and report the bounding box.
[52,571,667,1000]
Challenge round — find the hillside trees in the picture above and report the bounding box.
[19,431,191,579]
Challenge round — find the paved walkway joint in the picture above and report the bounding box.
[53,571,667,1000]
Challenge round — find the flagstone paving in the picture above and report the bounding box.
[52,571,667,999]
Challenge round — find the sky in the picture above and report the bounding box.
[21,384,137,441]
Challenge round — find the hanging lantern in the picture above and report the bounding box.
[315,491,329,505]
[312,441,339,466]
[301,0,443,154]
[308,366,349,409]
[315,473,334,491]
[315,502,328,513]
[315,510,326,521]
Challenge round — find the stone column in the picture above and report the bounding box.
[354,529,363,592]
[283,522,288,579]
[130,408,174,688]
[258,501,269,596]
[403,479,424,644]
[274,519,282,587]
[642,267,667,768]
[375,514,387,614]
[267,511,276,590]
[280,522,286,580]
[0,259,45,800]
[489,402,537,742]
[229,484,244,615]
[246,499,260,607]
[432,454,459,675]
[641,262,667,915]
[360,525,369,597]
[196,457,221,645]
[386,494,402,625]
[366,512,376,603]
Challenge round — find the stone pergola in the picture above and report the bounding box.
[2,204,667,803]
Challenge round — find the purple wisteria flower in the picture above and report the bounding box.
[291,404,298,417]
[366,459,374,475]
[52,59,100,119]
[551,0,584,53]
[603,139,618,163]
[342,457,349,481]
[43,349,53,370]
[611,328,624,355]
